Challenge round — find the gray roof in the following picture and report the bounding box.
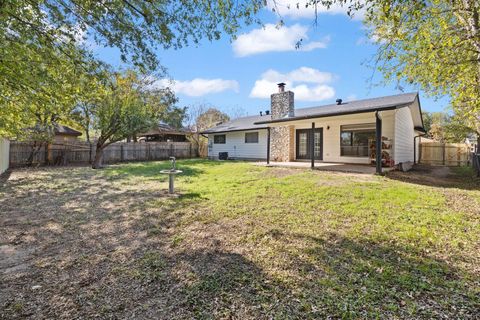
[202,114,271,134]
[139,123,191,136]
[256,92,419,124]
[54,124,82,136]
[202,92,421,134]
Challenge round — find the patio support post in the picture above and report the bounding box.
[375,111,382,175]
[311,122,315,169]
[266,127,271,164]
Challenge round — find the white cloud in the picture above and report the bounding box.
[232,23,329,57]
[267,0,365,21]
[250,67,336,102]
[157,78,239,97]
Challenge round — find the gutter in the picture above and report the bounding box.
[253,104,411,125]
[200,127,269,135]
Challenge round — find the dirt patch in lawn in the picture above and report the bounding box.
[386,165,479,189]
[1,162,479,319]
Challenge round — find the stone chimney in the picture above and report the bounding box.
[269,83,295,162]
[271,83,294,119]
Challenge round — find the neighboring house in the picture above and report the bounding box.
[53,124,82,143]
[202,83,425,173]
[138,124,190,142]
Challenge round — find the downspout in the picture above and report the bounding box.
[413,133,427,165]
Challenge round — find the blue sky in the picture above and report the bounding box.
[93,1,449,116]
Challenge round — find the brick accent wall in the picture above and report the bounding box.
[270,91,295,162]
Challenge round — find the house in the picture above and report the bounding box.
[202,83,425,173]
[138,124,190,142]
[52,124,82,143]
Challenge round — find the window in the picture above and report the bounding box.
[245,132,259,143]
[213,134,226,144]
[340,124,376,157]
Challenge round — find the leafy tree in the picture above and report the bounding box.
[444,114,479,144]
[1,0,263,72]
[422,111,478,143]
[83,70,177,168]
[0,1,263,138]
[296,0,480,144]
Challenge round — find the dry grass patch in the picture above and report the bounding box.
[1,161,479,319]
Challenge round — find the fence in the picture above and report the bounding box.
[419,142,471,166]
[0,138,9,174]
[9,141,197,167]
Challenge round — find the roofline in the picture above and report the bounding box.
[414,94,426,132]
[201,127,268,134]
[56,132,82,136]
[254,104,411,125]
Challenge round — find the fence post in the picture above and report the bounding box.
[442,143,446,165]
[189,143,192,158]
[120,144,124,162]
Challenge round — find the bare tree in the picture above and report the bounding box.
[186,103,230,158]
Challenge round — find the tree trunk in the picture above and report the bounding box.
[27,142,43,166]
[92,145,105,169]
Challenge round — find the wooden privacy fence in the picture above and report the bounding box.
[9,141,198,167]
[419,142,471,166]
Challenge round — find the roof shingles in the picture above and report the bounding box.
[202,92,420,134]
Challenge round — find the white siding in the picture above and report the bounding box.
[0,138,9,174]
[206,107,417,165]
[208,130,267,160]
[291,111,396,164]
[394,107,415,164]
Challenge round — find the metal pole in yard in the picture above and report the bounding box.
[375,111,382,175]
[442,143,446,166]
[266,127,271,164]
[311,122,315,169]
[169,174,174,194]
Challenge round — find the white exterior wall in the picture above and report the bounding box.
[0,138,10,174]
[208,130,267,160]
[206,107,418,165]
[291,111,396,164]
[394,107,415,164]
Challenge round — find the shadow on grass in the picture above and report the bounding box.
[103,159,225,181]
[1,163,478,319]
[98,230,478,319]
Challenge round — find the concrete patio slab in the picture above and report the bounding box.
[253,161,395,174]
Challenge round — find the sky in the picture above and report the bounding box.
[93,1,450,117]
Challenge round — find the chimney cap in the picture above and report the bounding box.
[336,98,343,105]
[277,82,286,87]
[277,82,286,93]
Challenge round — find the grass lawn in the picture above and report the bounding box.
[1,160,479,319]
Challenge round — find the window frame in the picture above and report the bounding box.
[213,134,226,144]
[244,131,259,144]
[340,124,376,158]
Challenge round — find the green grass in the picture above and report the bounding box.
[104,160,480,318]
[1,160,479,319]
